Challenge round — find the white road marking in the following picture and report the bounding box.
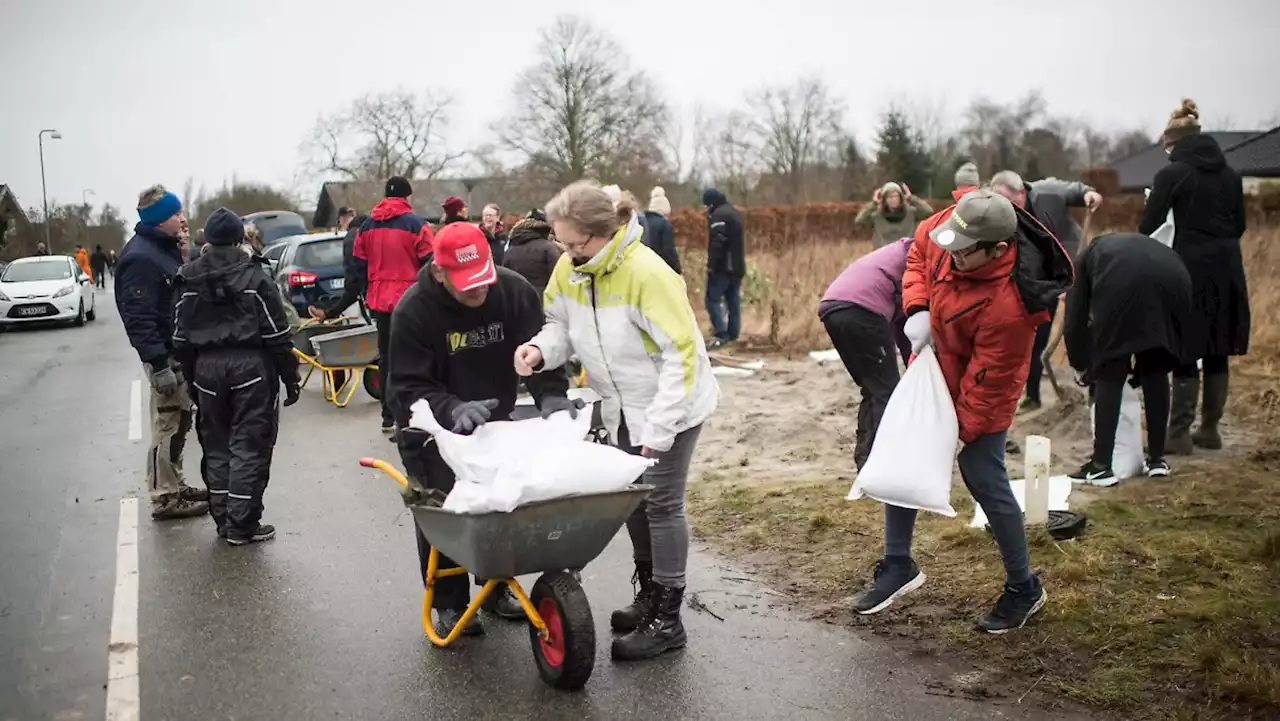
[128,381,142,441]
[106,497,140,721]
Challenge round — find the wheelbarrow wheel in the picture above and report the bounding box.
[528,571,595,690]
[363,366,382,400]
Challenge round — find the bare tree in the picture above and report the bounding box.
[694,109,763,205]
[744,77,845,203]
[960,91,1047,177]
[496,16,670,186]
[307,89,462,182]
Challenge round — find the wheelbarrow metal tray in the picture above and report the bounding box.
[293,318,361,355]
[409,486,652,580]
[310,324,379,367]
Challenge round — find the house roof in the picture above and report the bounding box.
[1110,131,1262,191]
[0,185,28,224]
[1223,126,1280,177]
[312,177,550,228]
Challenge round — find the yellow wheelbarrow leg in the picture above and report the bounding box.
[333,369,360,408]
[421,549,499,647]
[507,580,548,639]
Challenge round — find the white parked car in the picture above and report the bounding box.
[0,255,97,328]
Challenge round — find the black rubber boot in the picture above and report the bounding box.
[611,583,686,661]
[610,562,654,633]
[1167,377,1199,456]
[1192,372,1228,450]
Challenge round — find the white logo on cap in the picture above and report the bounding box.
[454,244,480,263]
[935,229,957,247]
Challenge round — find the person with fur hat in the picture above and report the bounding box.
[502,209,562,296]
[172,207,301,545]
[855,182,934,248]
[1139,99,1249,455]
[643,187,681,273]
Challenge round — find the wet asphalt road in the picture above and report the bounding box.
[0,291,1094,721]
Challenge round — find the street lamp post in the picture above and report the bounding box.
[38,128,62,253]
[82,190,95,246]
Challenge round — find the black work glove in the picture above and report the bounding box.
[282,382,301,407]
[450,398,499,435]
[151,366,179,396]
[1072,368,1091,388]
[397,426,432,448]
[540,395,586,420]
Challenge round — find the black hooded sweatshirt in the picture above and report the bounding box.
[387,264,569,430]
[171,245,297,382]
[704,190,745,279]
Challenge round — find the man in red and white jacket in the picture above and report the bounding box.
[353,176,434,433]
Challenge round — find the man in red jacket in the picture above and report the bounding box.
[354,176,434,433]
[853,189,1072,635]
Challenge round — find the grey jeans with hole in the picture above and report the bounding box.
[616,421,703,589]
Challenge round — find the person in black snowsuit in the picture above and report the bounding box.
[90,245,109,287]
[1138,99,1249,455]
[1064,233,1193,485]
[702,188,745,347]
[643,187,682,274]
[172,208,302,546]
[388,222,577,637]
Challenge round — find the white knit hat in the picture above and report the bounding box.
[648,187,671,216]
[601,184,622,208]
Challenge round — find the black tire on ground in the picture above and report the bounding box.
[528,571,595,691]
[362,366,381,400]
[74,301,85,327]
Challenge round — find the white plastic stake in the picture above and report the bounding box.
[1024,435,1051,525]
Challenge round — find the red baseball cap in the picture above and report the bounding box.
[433,223,497,291]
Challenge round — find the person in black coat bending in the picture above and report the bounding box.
[702,188,745,348]
[1064,233,1193,485]
[388,222,579,638]
[172,208,301,546]
[1139,99,1249,456]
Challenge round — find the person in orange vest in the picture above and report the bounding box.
[74,244,93,279]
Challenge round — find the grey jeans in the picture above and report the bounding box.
[616,421,703,589]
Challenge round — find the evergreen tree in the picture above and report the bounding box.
[874,110,934,194]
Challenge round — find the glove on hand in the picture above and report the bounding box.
[451,398,499,435]
[151,366,179,396]
[540,395,586,420]
[283,383,302,407]
[904,311,932,354]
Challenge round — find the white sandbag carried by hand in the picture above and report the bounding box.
[847,346,959,517]
[1145,188,1175,248]
[408,399,655,513]
[1089,383,1145,479]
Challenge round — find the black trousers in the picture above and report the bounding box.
[399,437,484,609]
[822,305,901,470]
[1091,349,1174,465]
[191,351,279,535]
[1173,354,1229,379]
[1026,302,1059,403]
[371,310,393,423]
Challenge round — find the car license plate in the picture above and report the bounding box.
[18,307,47,317]
[330,278,344,290]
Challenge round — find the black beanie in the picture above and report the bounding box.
[204,207,245,246]
[385,176,412,198]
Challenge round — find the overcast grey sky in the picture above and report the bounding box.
[2,0,1278,227]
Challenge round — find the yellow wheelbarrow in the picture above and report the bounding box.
[358,457,651,690]
[293,318,381,408]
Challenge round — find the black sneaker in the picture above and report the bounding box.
[381,418,396,435]
[434,608,484,638]
[1019,397,1042,412]
[151,495,210,521]
[481,585,527,621]
[977,575,1046,634]
[225,523,276,546]
[1068,459,1118,487]
[853,558,926,615]
[1145,457,1171,478]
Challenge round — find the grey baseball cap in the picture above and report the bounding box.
[929,189,1017,252]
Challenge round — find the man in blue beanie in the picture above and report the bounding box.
[116,184,210,521]
[172,207,301,545]
[702,188,745,348]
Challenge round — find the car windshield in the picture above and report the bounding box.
[295,239,343,268]
[1,261,72,282]
[247,213,309,245]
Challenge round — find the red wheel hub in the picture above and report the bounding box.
[537,598,565,668]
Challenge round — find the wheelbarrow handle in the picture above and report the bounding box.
[358,457,409,489]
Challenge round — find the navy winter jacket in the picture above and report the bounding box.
[115,223,184,367]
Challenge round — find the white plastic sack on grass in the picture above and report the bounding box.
[847,346,958,517]
[408,399,655,513]
[1089,384,1144,479]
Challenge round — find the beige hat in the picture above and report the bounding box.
[953,162,980,189]
[1162,98,1201,145]
[648,187,671,216]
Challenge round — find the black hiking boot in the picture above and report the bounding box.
[1145,457,1172,478]
[1192,372,1228,450]
[151,494,210,521]
[178,484,210,502]
[1068,458,1118,487]
[225,523,276,546]
[610,562,655,633]
[434,608,484,638]
[853,557,926,615]
[1168,377,1199,455]
[481,585,527,621]
[381,417,396,435]
[977,575,1046,634]
[611,583,686,661]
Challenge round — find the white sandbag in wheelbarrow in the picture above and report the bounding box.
[408,399,655,513]
[847,346,959,517]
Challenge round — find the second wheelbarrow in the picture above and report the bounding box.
[359,457,651,691]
